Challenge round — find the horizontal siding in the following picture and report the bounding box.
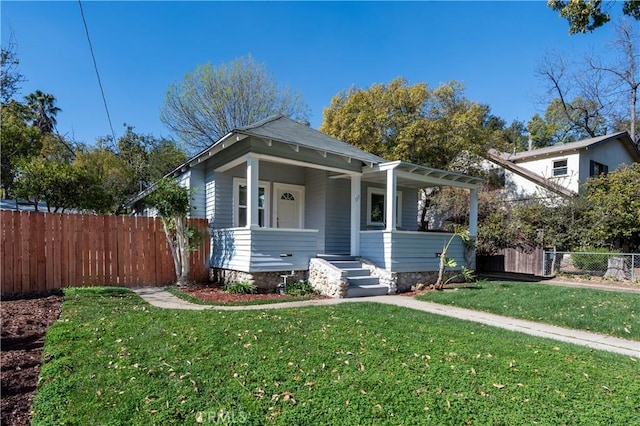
[401,187,418,231]
[250,138,363,174]
[305,169,326,252]
[360,231,468,273]
[211,228,319,272]
[213,173,233,228]
[324,179,350,253]
[260,162,305,185]
[211,229,251,271]
[205,168,215,221]
[360,231,387,267]
[250,229,320,271]
[190,167,206,218]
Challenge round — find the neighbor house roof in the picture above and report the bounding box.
[504,131,640,163]
[486,149,576,198]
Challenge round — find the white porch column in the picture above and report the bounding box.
[350,174,361,256]
[246,154,259,228]
[386,168,397,231]
[469,187,478,237]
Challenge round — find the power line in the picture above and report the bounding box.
[78,0,117,143]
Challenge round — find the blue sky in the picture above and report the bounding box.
[1,1,624,148]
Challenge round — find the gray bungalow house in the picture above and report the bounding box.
[131,115,483,297]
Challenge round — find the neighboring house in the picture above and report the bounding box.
[130,115,483,297]
[0,199,72,213]
[485,132,639,200]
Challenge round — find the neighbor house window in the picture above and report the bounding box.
[552,159,568,177]
[233,178,269,227]
[589,160,608,177]
[366,187,402,227]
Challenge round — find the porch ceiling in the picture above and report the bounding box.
[363,161,484,189]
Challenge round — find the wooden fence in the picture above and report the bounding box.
[477,247,544,276]
[1,211,210,295]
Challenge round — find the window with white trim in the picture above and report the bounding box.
[366,187,402,227]
[233,178,270,227]
[552,159,568,177]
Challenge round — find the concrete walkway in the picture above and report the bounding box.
[132,287,640,358]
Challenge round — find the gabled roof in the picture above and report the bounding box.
[235,114,386,164]
[486,149,575,198]
[505,131,640,162]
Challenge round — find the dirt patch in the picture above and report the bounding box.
[1,292,63,426]
[179,284,330,303]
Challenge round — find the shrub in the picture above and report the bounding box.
[284,280,318,296]
[224,281,257,294]
[571,248,620,271]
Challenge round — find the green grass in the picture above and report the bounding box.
[417,281,640,340]
[165,286,321,306]
[33,287,639,425]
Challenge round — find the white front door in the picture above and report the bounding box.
[274,184,304,229]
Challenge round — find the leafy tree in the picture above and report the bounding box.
[500,119,530,152]
[161,54,309,153]
[91,125,187,213]
[320,78,508,169]
[144,178,193,286]
[548,0,640,34]
[581,163,640,251]
[1,37,25,104]
[0,100,42,197]
[527,98,607,147]
[427,187,527,256]
[11,156,109,213]
[25,90,61,134]
[511,196,590,251]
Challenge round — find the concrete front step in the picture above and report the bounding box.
[317,254,389,298]
[347,276,379,286]
[317,254,355,262]
[343,268,371,277]
[347,284,389,298]
[329,260,362,269]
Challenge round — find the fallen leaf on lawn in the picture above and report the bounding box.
[493,383,506,389]
[196,412,204,423]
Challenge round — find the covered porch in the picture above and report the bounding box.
[214,153,481,275]
[350,161,482,272]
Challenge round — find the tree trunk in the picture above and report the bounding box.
[175,215,190,286]
[435,253,445,290]
[162,216,189,286]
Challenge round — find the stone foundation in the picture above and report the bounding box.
[395,270,462,293]
[211,265,465,296]
[308,258,348,298]
[210,268,306,292]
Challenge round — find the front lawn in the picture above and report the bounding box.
[416,281,640,340]
[33,287,639,425]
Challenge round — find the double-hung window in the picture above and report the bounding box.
[366,187,402,227]
[552,159,568,177]
[233,178,269,227]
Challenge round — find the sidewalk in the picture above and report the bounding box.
[132,287,640,358]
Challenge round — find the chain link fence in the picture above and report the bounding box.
[543,251,639,282]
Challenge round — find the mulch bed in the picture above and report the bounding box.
[179,284,330,303]
[1,292,63,426]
